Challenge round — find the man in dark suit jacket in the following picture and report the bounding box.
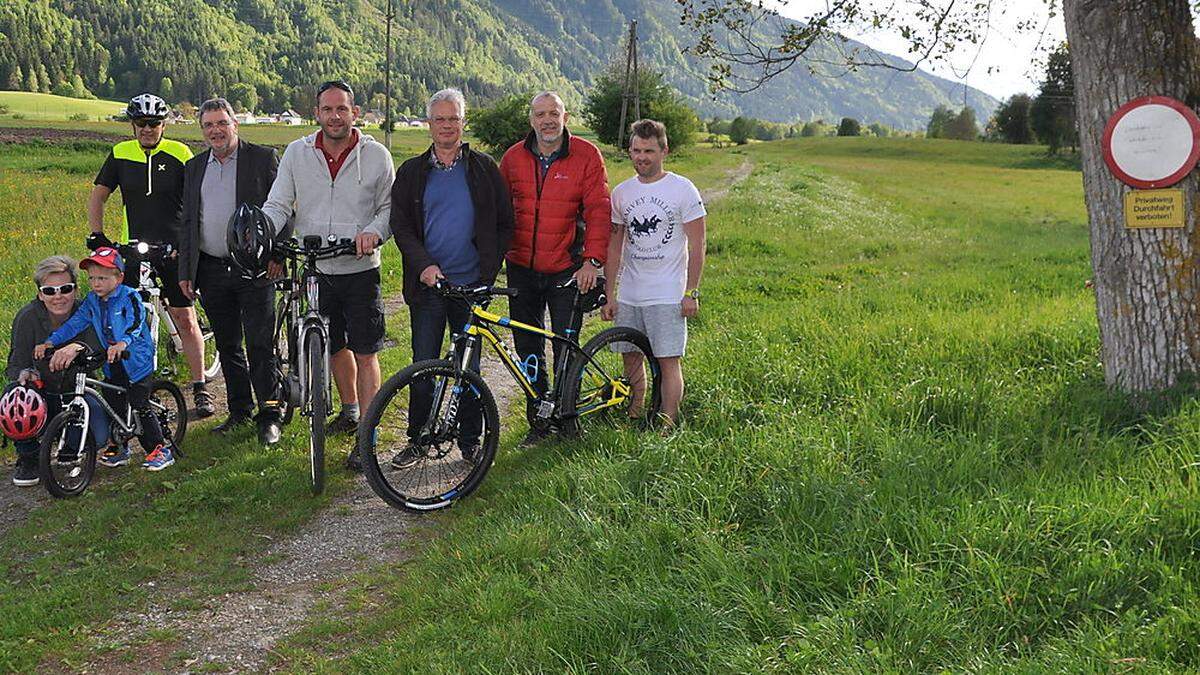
[178,97,284,444]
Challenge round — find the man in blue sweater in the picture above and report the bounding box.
[388,88,514,469]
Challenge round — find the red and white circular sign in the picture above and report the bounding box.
[1102,96,1200,189]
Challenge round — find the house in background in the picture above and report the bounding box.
[277,109,305,125]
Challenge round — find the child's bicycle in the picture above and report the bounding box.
[358,280,661,512]
[37,347,188,498]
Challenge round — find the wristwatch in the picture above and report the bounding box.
[686,288,701,300]
[586,257,603,269]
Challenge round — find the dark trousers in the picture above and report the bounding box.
[506,261,582,420]
[408,286,481,449]
[197,254,279,419]
[104,362,164,450]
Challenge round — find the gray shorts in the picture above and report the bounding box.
[614,302,687,358]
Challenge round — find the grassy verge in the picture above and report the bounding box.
[0,136,745,669]
[274,139,1200,671]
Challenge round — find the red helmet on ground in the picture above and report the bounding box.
[0,385,48,441]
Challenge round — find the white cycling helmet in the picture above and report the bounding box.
[127,93,169,120]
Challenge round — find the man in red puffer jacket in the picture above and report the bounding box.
[500,91,611,445]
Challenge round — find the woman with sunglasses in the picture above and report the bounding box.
[4,256,108,486]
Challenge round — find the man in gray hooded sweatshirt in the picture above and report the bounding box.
[262,81,395,447]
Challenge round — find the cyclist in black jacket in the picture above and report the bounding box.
[86,93,215,419]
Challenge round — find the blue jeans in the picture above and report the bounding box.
[408,286,481,449]
[13,392,109,461]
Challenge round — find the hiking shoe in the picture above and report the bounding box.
[193,383,216,419]
[460,445,480,465]
[98,443,132,467]
[390,444,422,470]
[213,412,254,435]
[143,444,175,471]
[12,460,39,487]
[327,411,360,435]
[519,426,551,448]
[345,448,363,473]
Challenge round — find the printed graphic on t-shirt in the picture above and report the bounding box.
[610,172,705,307]
[624,195,678,262]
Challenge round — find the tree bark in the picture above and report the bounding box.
[1063,0,1200,392]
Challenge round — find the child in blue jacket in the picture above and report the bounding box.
[34,247,175,470]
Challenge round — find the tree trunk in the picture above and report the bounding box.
[1063,0,1200,392]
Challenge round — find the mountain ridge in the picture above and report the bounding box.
[0,0,996,130]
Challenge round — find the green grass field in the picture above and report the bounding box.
[4,132,1196,671]
[0,91,126,121]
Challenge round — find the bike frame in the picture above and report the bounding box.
[451,300,632,423]
[273,241,349,419]
[54,364,176,454]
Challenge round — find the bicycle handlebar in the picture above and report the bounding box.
[43,345,128,370]
[85,232,176,262]
[274,237,358,261]
[433,281,520,303]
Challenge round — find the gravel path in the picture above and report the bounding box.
[75,298,523,673]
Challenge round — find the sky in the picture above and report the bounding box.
[773,0,1067,100]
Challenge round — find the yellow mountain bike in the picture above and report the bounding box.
[359,281,661,512]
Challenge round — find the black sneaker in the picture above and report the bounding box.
[460,445,480,465]
[519,426,551,448]
[193,383,216,419]
[327,411,360,435]
[345,448,363,473]
[12,460,39,487]
[390,444,422,470]
[213,412,253,435]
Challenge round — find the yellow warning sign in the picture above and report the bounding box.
[1124,189,1185,228]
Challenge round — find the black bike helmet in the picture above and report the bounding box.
[126,93,169,121]
[227,203,275,278]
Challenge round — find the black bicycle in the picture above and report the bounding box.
[359,280,661,512]
[37,347,187,498]
[269,235,358,495]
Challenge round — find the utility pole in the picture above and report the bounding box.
[617,20,640,151]
[385,0,395,150]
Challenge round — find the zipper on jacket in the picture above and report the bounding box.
[531,152,545,270]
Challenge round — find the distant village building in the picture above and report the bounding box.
[234,112,258,125]
[277,109,304,125]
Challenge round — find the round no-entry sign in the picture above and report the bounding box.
[1102,96,1200,189]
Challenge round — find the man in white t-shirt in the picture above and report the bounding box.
[602,119,707,426]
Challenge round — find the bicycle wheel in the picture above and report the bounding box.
[359,359,499,512]
[305,330,327,495]
[38,409,97,499]
[560,326,662,435]
[192,299,222,379]
[150,379,188,450]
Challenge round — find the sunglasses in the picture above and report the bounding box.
[134,119,163,128]
[317,80,354,98]
[38,283,76,296]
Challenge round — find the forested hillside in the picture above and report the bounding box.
[0,0,996,128]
